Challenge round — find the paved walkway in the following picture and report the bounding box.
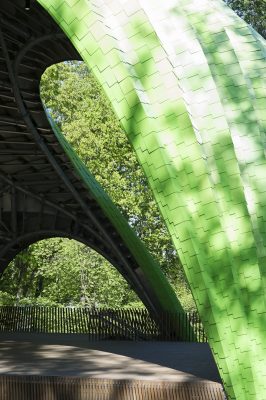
[0,333,221,384]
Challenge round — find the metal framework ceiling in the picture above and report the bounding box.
[0,0,183,318]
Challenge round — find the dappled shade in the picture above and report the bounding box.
[36,0,266,398]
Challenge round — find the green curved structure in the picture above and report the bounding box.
[0,0,185,333]
[36,0,266,399]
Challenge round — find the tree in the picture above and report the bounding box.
[0,238,141,308]
[225,0,265,38]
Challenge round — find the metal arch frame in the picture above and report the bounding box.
[0,25,158,313]
[0,229,139,290]
[0,174,103,241]
[0,173,144,275]
[0,0,185,326]
[0,174,116,262]
[0,175,158,311]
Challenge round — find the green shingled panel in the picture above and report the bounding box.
[37,0,266,398]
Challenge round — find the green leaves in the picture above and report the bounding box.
[0,239,141,308]
[225,0,265,38]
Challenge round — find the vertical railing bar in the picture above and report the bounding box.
[0,306,207,343]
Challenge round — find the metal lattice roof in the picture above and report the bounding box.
[0,0,184,318]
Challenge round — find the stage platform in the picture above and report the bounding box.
[0,333,226,399]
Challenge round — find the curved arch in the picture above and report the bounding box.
[0,0,186,331]
[0,230,117,271]
[35,1,266,399]
[2,230,148,304]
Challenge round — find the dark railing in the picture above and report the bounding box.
[0,306,207,342]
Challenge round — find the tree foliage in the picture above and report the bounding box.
[225,0,265,38]
[0,239,140,308]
